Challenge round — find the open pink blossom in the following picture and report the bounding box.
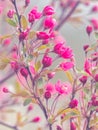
[61,46,73,59]
[30,6,42,19]
[44,16,56,29]
[60,61,74,71]
[37,31,49,39]
[43,5,55,16]
[45,82,55,93]
[54,35,65,44]
[54,43,73,59]
[55,80,72,95]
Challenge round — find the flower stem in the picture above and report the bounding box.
[0,121,18,130]
[0,71,15,85]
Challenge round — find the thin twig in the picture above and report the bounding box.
[55,1,80,30]
[0,71,15,85]
[0,121,18,130]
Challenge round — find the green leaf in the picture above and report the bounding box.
[95,32,98,39]
[0,56,10,70]
[95,82,98,89]
[28,31,36,39]
[38,45,48,51]
[23,98,32,106]
[65,71,73,83]
[21,15,28,30]
[35,61,41,71]
[6,18,17,27]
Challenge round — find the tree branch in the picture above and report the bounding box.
[0,121,18,130]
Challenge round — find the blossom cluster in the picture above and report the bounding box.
[0,0,98,130]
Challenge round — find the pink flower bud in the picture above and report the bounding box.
[60,62,74,71]
[11,45,18,52]
[7,10,15,18]
[43,5,55,16]
[3,38,11,46]
[53,43,64,54]
[83,45,89,51]
[44,17,56,29]
[57,125,62,130]
[19,31,28,41]
[92,100,98,106]
[25,0,30,6]
[92,5,98,12]
[2,87,9,93]
[86,25,93,35]
[32,116,41,123]
[44,91,51,99]
[30,7,42,19]
[42,55,52,67]
[10,61,19,72]
[28,13,35,23]
[20,67,28,78]
[91,94,96,101]
[69,99,78,108]
[94,74,98,82]
[37,31,49,39]
[79,75,88,84]
[70,121,76,130]
[90,18,98,30]
[28,105,33,111]
[47,72,55,79]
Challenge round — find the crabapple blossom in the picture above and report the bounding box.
[86,25,93,36]
[54,43,73,59]
[43,5,55,16]
[92,5,98,12]
[42,55,52,67]
[10,61,19,72]
[69,99,78,108]
[79,75,88,84]
[44,16,56,29]
[45,82,54,93]
[94,74,98,82]
[47,72,55,79]
[25,0,30,6]
[7,10,15,18]
[3,38,11,46]
[27,105,33,112]
[37,31,49,39]
[70,121,76,130]
[19,31,28,41]
[44,91,51,99]
[20,67,28,78]
[32,116,41,123]
[2,87,9,93]
[55,80,72,95]
[59,61,74,71]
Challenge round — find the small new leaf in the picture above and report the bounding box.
[6,18,17,27]
[23,98,32,106]
[35,61,41,71]
[21,15,28,30]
